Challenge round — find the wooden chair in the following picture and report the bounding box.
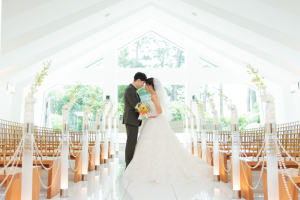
[262,168,300,200]
[0,166,41,200]
[88,146,95,171]
[239,158,298,200]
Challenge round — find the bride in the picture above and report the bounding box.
[122,78,213,183]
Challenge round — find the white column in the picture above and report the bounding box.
[95,113,101,170]
[115,115,119,154]
[60,109,69,197]
[231,107,240,198]
[213,111,220,181]
[101,113,106,133]
[102,49,116,162]
[102,49,117,107]
[81,110,90,181]
[21,97,36,200]
[104,115,109,162]
[101,101,109,163]
[196,111,201,132]
[110,115,115,158]
[186,115,191,152]
[189,116,193,153]
[183,117,187,148]
[189,114,193,154]
[190,100,198,156]
[201,113,207,161]
[192,115,198,156]
[265,98,279,200]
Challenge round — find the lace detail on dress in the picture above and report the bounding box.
[122,100,213,183]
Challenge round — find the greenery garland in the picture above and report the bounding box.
[84,94,97,112]
[28,61,52,97]
[98,101,109,114]
[210,86,233,108]
[206,93,216,110]
[195,98,204,114]
[107,104,114,116]
[69,82,81,102]
[63,82,81,110]
[246,63,267,95]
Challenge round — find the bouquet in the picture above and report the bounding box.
[135,103,149,114]
[135,103,149,120]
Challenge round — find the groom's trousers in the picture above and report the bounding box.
[125,124,139,167]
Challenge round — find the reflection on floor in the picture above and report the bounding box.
[37,152,268,199]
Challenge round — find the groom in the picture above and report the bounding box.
[123,72,147,167]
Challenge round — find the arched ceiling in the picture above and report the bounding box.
[1,0,299,88]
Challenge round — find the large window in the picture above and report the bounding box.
[165,85,185,133]
[199,84,261,130]
[45,85,103,130]
[118,84,185,133]
[118,31,185,68]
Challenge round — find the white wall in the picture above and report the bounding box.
[0,91,12,120]
[0,0,2,55]
[281,86,300,123]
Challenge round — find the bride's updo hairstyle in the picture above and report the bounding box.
[146,78,155,90]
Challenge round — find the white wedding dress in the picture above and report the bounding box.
[122,99,213,183]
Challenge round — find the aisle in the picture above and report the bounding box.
[40,151,258,200]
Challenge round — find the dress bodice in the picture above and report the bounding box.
[148,100,157,112]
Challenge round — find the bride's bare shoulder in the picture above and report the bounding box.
[151,93,159,102]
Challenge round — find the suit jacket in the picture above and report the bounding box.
[122,84,142,127]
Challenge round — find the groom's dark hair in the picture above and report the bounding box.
[134,72,147,82]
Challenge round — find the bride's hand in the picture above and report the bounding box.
[149,116,157,118]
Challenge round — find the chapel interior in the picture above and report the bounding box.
[0,0,300,200]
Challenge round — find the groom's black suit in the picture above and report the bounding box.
[123,84,142,167]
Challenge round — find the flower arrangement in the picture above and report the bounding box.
[218,93,231,107]
[98,101,109,114]
[195,98,205,114]
[178,104,190,118]
[207,93,216,111]
[211,87,235,110]
[82,95,98,126]
[246,63,275,123]
[185,105,195,117]
[135,103,149,115]
[107,104,114,116]
[113,110,119,118]
[84,94,97,111]
[63,82,81,110]
[28,61,52,97]
[206,92,218,126]
[246,63,267,95]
